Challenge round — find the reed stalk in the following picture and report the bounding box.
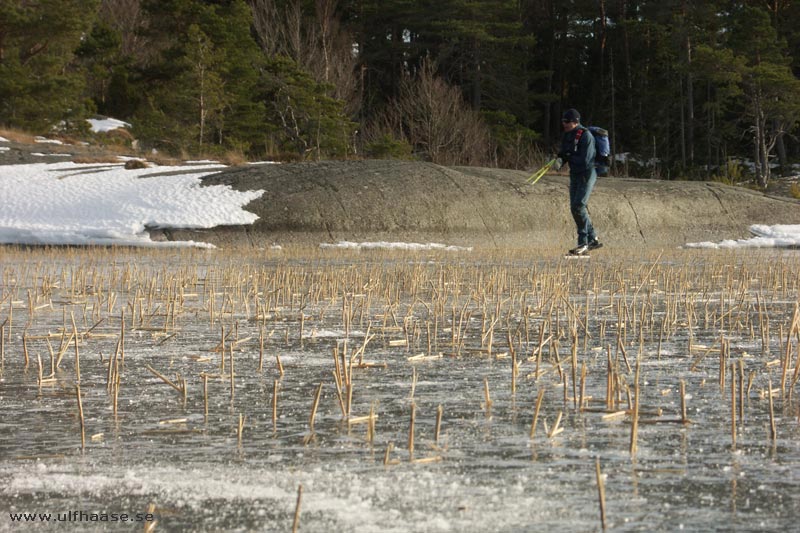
[408,401,416,458]
[272,379,279,433]
[22,331,30,368]
[71,312,80,382]
[76,384,85,450]
[292,484,303,533]
[530,388,545,439]
[435,404,443,446]
[596,458,607,531]
[309,382,323,432]
[630,356,641,458]
[768,377,777,441]
[730,362,737,449]
[258,325,264,372]
[680,379,688,424]
[483,377,492,416]
[229,343,235,401]
[203,373,209,418]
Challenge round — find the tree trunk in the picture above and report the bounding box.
[621,1,633,116]
[706,81,712,178]
[472,39,481,110]
[774,125,787,175]
[680,76,686,169]
[759,134,770,188]
[610,46,616,168]
[665,60,671,175]
[686,36,694,164]
[591,0,607,121]
[754,94,770,188]
[544,0,555,142]
[317,0,334,83]
[682,1,694,164]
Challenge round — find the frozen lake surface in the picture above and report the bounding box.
[1,247,799,531]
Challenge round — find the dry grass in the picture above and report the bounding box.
[71,155,124,165]
[790,182,800,200]
[99,128,135,146]
[219,150,248,167]
[51,134,82,146]
[145,152,182,167]
[0,127,37,144]
[1,124,250,168]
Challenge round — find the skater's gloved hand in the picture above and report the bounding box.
[552,157,563,171]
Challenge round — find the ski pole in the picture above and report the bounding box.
[526,158,557,185]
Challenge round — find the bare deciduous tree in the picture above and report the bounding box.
[366,59,490,166]
[249,0,360,114]
[99,0,148,59]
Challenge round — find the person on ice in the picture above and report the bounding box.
[555,108,602,256]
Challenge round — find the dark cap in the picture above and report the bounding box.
[562,108,580,123]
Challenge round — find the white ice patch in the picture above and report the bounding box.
[0,463,499,533]
[304,328,365,339]
[685,224,800,249]
[0,162,263,247]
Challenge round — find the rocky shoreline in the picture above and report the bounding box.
[3,136,800,250]
[162,159,800,250]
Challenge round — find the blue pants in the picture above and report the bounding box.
[569,169,597,246]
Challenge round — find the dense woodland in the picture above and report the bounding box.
[2,1,800,185]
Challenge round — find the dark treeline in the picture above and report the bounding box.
[1,1,800,185]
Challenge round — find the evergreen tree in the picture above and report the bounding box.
[339,0,417,112]
[75,21,125,117]
[260,54,356,158]
[0,0,99,132]
[134,0,266,154]
[1,0,797,172]
[694,5,800,186]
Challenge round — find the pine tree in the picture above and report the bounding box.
[260,54,356,158]
[0,0,99,131]
[75,21,124,116]
[695,5,800,187]
[134,0,266,154]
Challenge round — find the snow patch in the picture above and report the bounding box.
[320,241,473,252]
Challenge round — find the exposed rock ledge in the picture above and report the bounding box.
[153,159,800,250]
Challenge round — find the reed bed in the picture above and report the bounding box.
[0,245,799,529]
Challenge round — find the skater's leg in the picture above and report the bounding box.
[569,170,597,246]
